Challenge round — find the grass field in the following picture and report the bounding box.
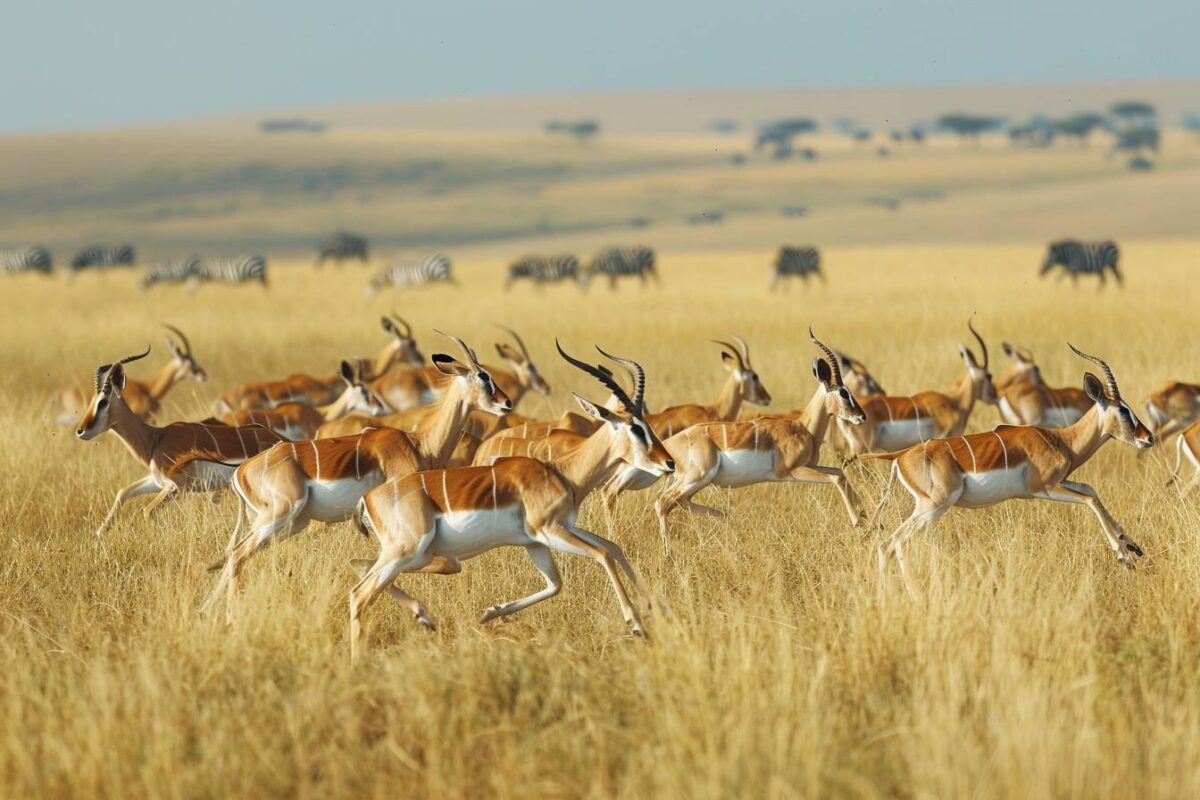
[3,244,1200,798]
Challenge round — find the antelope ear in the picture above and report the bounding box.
[1002,342,1015,357]
[163,336,179,355]
[111,364,128,391]
[339,360,355,384]
[381,317,396,334]
[1083,373,1107,406]
[432,353,469,377]
[574,393,619,424]
[958,343,979,367]
[720,351,737,369]
[812,357,832,387]
[495,343,521,363]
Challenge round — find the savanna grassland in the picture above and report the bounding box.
[3,241,1200,798]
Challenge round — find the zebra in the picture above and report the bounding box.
[197,253,269,286]
[505,254,586,290]
[142,257,203,289]
[366,254,453,298]
[770,245,823,290]
[586,245,657,289]
[315,231,369,267]
[1039,240,1122,287]
[71,244,136,271]
[1,246,53,274]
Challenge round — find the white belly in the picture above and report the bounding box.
[306,475,381,522]
[613,464,659,493]
[1039,407,1082,428]
[713,449,776,488]
[959,467,1029,508]
[430,507,531,559]
[874,420,935,451]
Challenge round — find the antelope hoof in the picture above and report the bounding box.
[416,611,438,631]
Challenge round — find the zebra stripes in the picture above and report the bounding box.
[587,246,656,289]
[505,254,585,289]
[197,253,269,286]
[771,246,823,290]
[71,244,135,271]
[142,257,202,289]
[1040,240,1122,286]
[315,232,369,267]
[366,254,453,297]
[1,246,53,274]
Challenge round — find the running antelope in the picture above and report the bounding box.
[213,361,386,440]
[215,314,421,412]
[348,342,674,662]
[1143,381,1200,442]
[371,326,549,412]
[75,348,283,536]
[202,335,511,620]
[828,348,886,457]
[653,331,866,538]
[837,321,997,459]
[51,324,206,425]
[594,337,771,510]
[867,345,1152,583]
[994,347,1091,427]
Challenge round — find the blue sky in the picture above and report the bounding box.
[4,0,1196,132]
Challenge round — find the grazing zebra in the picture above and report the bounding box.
[505,254,585,289]
[587,245,657,289]
[1,246,53,274]
[770,245,823,290]
[71,243,136,271]
[1039,240,1122,287]
[197,253,269,286]
[141,257,202,289]
[366,253,453,298]
[315,231,369,267]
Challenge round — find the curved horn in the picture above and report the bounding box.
[968,318,989,370]
[1068,343,1120,400]
[731,334,751,366]
[595,346,646,412]
[498,325,531,359]
[710,339,744,370]
[433,330,480,369]
[556,340,635,411]
[161,323,191,355]
[389,311,412,338]
[809,327,843,385]
[95,346,151,391]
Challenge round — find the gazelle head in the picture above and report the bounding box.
[380,312,424,367]
[432,332,512,417]
[713,335,771,406]
[1070,344,1154,449]
[335,360,388,416]
[496,326,551,396]
[556,341,676,477]
[958,319,997,405]
[999,341,1039,385]
[76,347,151,439]
[835,350,885,397]
[162,324,207,384]
[810,330,866,424]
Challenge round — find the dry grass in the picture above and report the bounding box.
[3,246,1200,798]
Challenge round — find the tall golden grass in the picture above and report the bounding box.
[2,245,1198,797]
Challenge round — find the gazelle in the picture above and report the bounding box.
[653,331,866,538]
[215,313,421,412]
[348,342,675,662]
[994,342,1039,390]
[1166,418,1200,495]
[828,348,886,457]
[868,345,1152,583]
[75,348,283,536]
[202,334,512,620]
[213,361,386,440]
[1143,380,1200,442]
[51,324,207,425]
[837,321,997,459]
[371,326,550,411]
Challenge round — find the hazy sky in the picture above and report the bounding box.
[5,0,1196,132]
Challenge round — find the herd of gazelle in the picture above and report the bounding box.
[64,315,1200,660]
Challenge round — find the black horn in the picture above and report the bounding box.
[1068,343,1120,400]
[556,340,635,412]
[595,346,646,412]
[809,328,843,385]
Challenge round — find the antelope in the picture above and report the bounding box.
[75,348,283,537]
[828,348,886,457]
[51,324,206,425]
[348,342,675,662]
[867,345,1152,584]
[994,342,1039,390]
[1143,381,1200,442]
[202,334,512,620]
[994,350,1092,427]
[837,321,997,459]
[213,361,387,440]
[653,332,866,538]
[215,313,421,412]
[371,326,549,412]
[1166,418,1200,495]
[594,336,771,510]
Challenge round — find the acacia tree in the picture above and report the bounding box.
[937,112,1005,145]
[1052,112,1110,147]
